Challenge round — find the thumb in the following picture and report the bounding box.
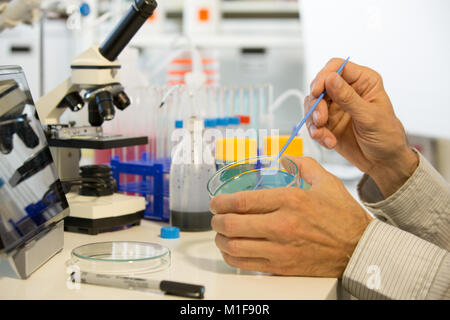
[325,72,371,120]
[281,156,330,187]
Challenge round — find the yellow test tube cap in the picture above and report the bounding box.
[215,137,258,162]
[264,135,303,157]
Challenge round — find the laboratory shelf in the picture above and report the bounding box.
[221,1,299,15]
[164,0,299,15]
[99,0,300,19]
[130,32,303,49]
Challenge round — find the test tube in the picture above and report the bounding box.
[230,88,235,116]
[219,87,225,118]
[239,88,244,116]
[248,87,254,132]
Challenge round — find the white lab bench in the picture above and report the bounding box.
[0,219,341,300]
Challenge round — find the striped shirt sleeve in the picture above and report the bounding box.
[343,149,450,299]
[343,219,449,299]
[357,149,450,250]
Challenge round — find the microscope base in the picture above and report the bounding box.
[64,192,146,235]
[64,212,144,235]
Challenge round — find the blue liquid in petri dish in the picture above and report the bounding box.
[214,169,295,196]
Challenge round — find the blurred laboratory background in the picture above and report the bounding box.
[2,0,450,296]
[1,0,449,185]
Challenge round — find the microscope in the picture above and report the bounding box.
[36,0,158,234]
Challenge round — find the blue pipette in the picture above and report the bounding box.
[254,57,350,190]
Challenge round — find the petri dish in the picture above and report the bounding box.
[68,241,170,275]
[207,156,303,197]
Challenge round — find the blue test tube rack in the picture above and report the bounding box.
[110,153,171,222]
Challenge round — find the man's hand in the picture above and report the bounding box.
[210,156,372,278]
[305,58,418,197]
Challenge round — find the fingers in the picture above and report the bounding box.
[310,57,363,97]
[282,156,330,187]
[304,94,337,149]
[220,252,272,273]
[309,58,378,123]
[324,73,371,120]
[215,233,282,259]
[211,213,271,238]
[304,95,328,127]
[308,123,337,149]
[210,189,286,215]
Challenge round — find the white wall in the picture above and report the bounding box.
[300,0,450,139]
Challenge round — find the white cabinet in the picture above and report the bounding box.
[0,20,75,100]
[0,24,40,99]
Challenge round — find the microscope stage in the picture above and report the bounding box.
[48,135,148,150]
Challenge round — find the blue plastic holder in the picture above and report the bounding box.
[110,153,171,222]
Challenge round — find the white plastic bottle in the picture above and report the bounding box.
[169,117,216,231]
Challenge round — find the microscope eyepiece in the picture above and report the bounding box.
[99,0,157,61]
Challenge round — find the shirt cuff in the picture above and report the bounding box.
[427,252,450,299]
[343,219,448,300]
[357,150,450,248]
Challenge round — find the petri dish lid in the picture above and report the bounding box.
[68,241,170,275]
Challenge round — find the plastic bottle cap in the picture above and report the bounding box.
[79,2,91,16]
[228,117,240,125]
[204,118,217,128]
[217,118,229,126]
[160,226,180,239]
[215,138,258,161]
[264,136,303,157]
[236,115,250,124]
[0,178,4,188]
[175,120,183,128]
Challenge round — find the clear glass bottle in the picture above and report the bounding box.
[203,118,218,160]
[169,117,216,231]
